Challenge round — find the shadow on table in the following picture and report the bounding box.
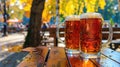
[0,51,29,67]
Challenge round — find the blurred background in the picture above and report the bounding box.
[0,0,119,34]
[0,0,120,61]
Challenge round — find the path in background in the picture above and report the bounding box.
[0,32,26,61]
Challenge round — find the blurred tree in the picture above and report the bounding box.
[98,0,118,20]
[43,0,106,23]
[42,0,56,23]
[9,0,33,19]
[8,0,45,48]
[23,0,45,48]
[0,0,10,36]
[9,5,24,19]
[3,0,107,23]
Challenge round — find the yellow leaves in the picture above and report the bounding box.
[79,2,85,13]
[11,0,16,3]
[42,9,52,23]
[84,0,106,12]
[65,1,75,16]
[21,0,33,12]
[99,0,106,9]
[60,0,83,16]
[85,0,96,5]
[86,4,96,12]
[86,5,95,12]
[8,45,23,52]
[59,0,67,15]
[42,0,106,22]
[19,0,33,4]
[19,0,27,4]
[24,3,31,11]
[42,0,56,23]
[9,0,106,21]
[19,0,33,18]
[85,0,96,12]
[10,0,16,5]
[1,44,23,52]
[9,0,33,18]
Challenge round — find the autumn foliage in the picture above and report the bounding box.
[10,0,106,22]
[43,0,106,22]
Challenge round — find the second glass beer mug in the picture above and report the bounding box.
[79,13,113,58]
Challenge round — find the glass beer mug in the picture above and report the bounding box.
[58,15,81,54]
[79,12,113,58]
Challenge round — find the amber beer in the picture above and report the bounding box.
[65,16,81,53]
[80,13,103,58]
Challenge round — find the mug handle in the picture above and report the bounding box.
[102,22,113,47]
[56,22,65,44]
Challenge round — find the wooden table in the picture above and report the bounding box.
[0,46,120,67]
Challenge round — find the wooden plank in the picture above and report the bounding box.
[41,28,120,32]
[102,33,120,40]
[100,54,120,67]
[102,28,120,31]
[17,46,49,67]
[0,51,29,67]
[46,47,69,67]
[101,48,120,64]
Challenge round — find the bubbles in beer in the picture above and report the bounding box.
[80,13,102,54]
[65,15,81,51]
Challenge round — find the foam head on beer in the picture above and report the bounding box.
[80,12,103,20]
[65,15,80,21]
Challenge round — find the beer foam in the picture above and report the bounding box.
[65,15,80,21]
[80,12,103,19]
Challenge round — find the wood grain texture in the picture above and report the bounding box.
[46,47,69,67]
[17,46,49,67]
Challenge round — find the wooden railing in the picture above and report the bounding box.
[102,27,120,40]
[41,27,120,46]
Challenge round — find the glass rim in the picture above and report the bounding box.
[65,15,80,21]
[80,12,103,19]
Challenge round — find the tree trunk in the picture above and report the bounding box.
[3,0,8,36]
[23,0,45,48]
